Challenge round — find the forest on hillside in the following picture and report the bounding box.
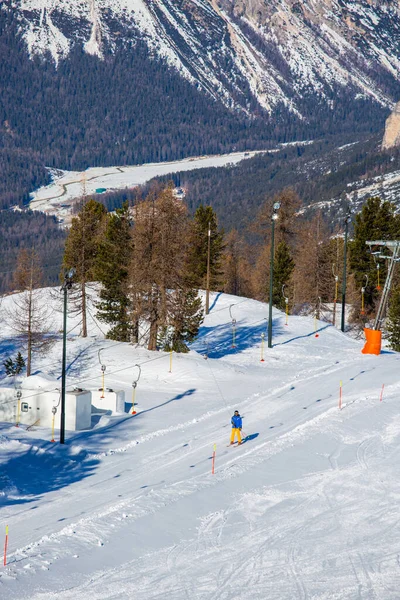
[0,9,392,211]
[0,211,66,292]
[8,188,400,383]
[93,138,400,233]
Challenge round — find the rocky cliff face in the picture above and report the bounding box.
[382,103,400,150]
[9,0,400,117]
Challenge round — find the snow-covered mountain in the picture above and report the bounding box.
[12,0,400,115]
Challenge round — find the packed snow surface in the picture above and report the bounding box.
[0,289,400,598]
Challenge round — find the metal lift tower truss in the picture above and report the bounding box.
[366,240,400,331]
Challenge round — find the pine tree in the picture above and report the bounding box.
[160,288,203,352]
[3,352,25,376]
[95,203,133,342]
[350,197,400,317]
[387,284,400,351]
[63,199,107,337]
[7,248,54,376]
[15,351,26,374]
[185,205,224,290]
[272,241,294,310]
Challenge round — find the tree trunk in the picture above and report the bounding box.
[132,316,139,344]
[148,291,158,351]
[148,318,158,351]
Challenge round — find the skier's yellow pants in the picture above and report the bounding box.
[230,428,242,444]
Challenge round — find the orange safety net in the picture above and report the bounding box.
[361,328,382,355]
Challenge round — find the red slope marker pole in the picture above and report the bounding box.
[212,443,216,475]
[339,380,343,410]
[379,384,385,402]
[4,525,8,566]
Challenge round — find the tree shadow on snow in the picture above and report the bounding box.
[0,427,99,508]
[191,319,284,358]
[208,292,223,312]
[136,388,196,415]
[273,325,331,346]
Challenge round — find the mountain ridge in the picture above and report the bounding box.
[12,0,400,116]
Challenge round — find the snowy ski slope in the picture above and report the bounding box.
[0,290,399,599]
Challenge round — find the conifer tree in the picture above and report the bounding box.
[95,203,133,342]
[272,241,294,310]
[160,288,203,352]
[252,188,301,304]
[185,205,224,290]
[387,284,400,352]
[3,352,25,377]
[63,199,107,337]
[8,249,54,376]
[349,197,400,316]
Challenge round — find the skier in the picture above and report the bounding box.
[230,410,242,445]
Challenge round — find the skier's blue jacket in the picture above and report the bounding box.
[231,414,242,429]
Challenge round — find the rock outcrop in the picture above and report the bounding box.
[382,103,400,150]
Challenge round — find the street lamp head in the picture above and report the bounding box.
[66,268,76,280]
[273,202,281,211]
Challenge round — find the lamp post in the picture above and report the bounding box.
[341,209,351,333]
[60,268,75,444]
[205,222,211,315]
[268,202,281,348]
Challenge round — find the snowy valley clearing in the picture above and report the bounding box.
[28,150,270,223]
[0,290,400,599]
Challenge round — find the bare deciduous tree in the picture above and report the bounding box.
[7,248,55,376]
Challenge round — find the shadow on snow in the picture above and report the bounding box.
[0,424,99,508]
[191,318,284,358]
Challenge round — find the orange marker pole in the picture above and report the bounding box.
[212,444,216,475]
[339,380,343,410]
[379,384,385,402]
[4,525,8,566]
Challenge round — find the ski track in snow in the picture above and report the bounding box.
[1,291,400,598]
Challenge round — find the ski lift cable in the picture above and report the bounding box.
[7,352,169,404]
[205,357,233,417]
